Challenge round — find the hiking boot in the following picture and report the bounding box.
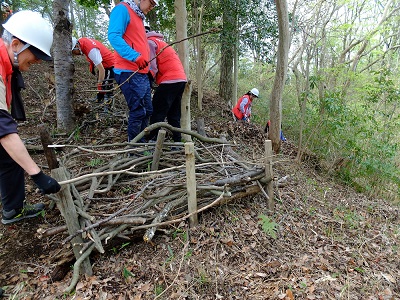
[2,203,45,225]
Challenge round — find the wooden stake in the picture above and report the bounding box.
[51,167,93,276]
[265,140,274,210]
[38,124,59,170]
[151,129,166,171]
[185,142,198,227]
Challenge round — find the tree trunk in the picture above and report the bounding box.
[175,0,192,141]
[269,0,290,153]
[53,0,75,133]
[194,0,204,111]
[219,0,236,106]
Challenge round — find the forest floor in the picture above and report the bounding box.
[0,58,399,300]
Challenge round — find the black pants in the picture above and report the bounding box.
[0,145,25,212]
[148,82,186,142]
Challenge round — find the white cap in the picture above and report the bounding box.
[250,88,259,97]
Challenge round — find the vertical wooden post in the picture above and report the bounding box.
[38,124,59,170]
[196,118,206,137]
[51,167,93,276]
[151,129,166,171]
[265,140,274,210]
[185,142,198,227]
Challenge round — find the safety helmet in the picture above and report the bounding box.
[2,10,53,60]
[71,37,77,51]
[1,1,10,9]
[250,88,259,97]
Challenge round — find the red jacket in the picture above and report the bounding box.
[113,2,149,74]
[147,34,186,85]
[0,39,13,109]
[78,38,114,73]
[232,95,252,119]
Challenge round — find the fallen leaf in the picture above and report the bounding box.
[39,276,49,282]
[285,289,294,300]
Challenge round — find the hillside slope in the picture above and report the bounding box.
[0,60,398,300]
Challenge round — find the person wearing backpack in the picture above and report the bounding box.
[145,26,187,143]
[232,88,259,122]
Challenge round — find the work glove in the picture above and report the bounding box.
[135,55,148,69]
[147,72,158,89]
[97,83,106,94]
[31,171,61,195]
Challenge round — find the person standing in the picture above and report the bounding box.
[0,10,61,225]
[108,0,157,142]
[232,88,259,122]
[146,27,187,143]
[71,37,115,109]
[1,2,12,22]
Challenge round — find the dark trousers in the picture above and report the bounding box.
[148,82,186,142]
[0,145,25,211]
[115,72,153,142]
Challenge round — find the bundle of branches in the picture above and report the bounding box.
[38,122,271,292]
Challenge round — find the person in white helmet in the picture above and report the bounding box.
[232,88,259,122]
[1,1,12,23]
[0,10,60,226]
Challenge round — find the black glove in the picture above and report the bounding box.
[31,171,61,194]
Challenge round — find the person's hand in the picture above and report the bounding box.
[31,171,61,194]
[97,83,106,94]
[135,55,148,69]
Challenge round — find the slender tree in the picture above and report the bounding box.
[269,0,289,153]
[53,0,75,132]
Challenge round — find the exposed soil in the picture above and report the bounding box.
[0,58,399,300]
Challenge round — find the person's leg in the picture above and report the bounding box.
[104,68,114,100]
[0,146,25,212]
[0,146,44,224]
[141,79,152,135]
[147,84,172,141]
[166,82,186,142]
[116,72,150,142]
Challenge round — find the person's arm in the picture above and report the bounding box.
[108,5,141,62]
[239,97,249,114]
[87,48,105,83]
[0,133,40,175]
[96,63,106,84]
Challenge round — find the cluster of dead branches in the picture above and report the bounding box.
[37,123,273,292]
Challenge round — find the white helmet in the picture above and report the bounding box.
[250,88,259,97]
[71,37,77,51]
[2,10,53,60]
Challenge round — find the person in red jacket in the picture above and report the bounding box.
[0,11,60,226]
[72,37,115,109]
[232,88,259,122]
[108,0,157,143]
[146,27,187,143]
